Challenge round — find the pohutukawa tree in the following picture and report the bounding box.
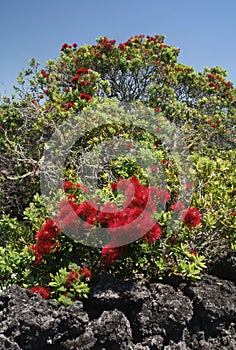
[0,34,235,304]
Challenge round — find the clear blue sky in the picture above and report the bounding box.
[0,0,235,96]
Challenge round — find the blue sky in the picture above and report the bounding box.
[0,0,235,96]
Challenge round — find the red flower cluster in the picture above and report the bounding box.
[40,69,50,78]
[30,178,170,267]
[101,245,127,265]
[182,207,201,227]
[185,182,194,190]
[65,267,92,289]
[170,201,185,212]
[61,43,72,51]
[80,267,93,280]
[118,43,127,51]
[30,219,61,264]
[65,270,79,288]
[98,37,116,51]
[76,68,89,74]
[30,286,51,299]
[65,102,75,110]
[80,93,92,100]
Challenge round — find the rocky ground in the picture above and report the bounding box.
[0,251,235,350]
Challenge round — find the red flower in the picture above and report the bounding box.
[79,80,91,86]
[211,123,217,128]
[30,286,51,299]
[41,218,60,238]
[161,159,168,165]
[39,94,44,99]
[73,43,78,48]
[65,270,79,288]
[150,187,171,203]
[76,183,89,194]
[126,142,133,149]
[118,43,127,51]
[76,68,89,74]
[80,93,92,100]
[154,107,161,112]
[185,182,194,190]
[61,212,80,232]
[182,207,201,227]
[80,267,93,280]
[142,223,162,243]
[190,250,197,256]
[70,75,81,83]
[150,165,159,173]
[102,245,126,265]
[40,69,50,78]
[97,202,119,226]
[230,211,236,217]
[62,181,75,190]
[35,239,54,254]
[170,201,185,212]
[30,245,43,264]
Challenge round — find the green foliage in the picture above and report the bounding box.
[49,265,90,305]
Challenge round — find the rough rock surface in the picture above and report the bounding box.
[0,254,236,349]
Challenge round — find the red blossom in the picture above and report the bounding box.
[30,286,51,299]
[190,250,197,256]
[126,142,133,149]
[79,80,91,86]
[76,68,89,74]
[185,182,194,190]
[97,202,119,227]
[70,75,81,83]
[142,223,162,243]
[80,93,92,100]
[150,165,159,173]
[75,183,89,194]
[35,239,54,255]
[182,207,201,227]
[30,245,43,264]
[76,200,98,221]
[42,218,61,238]
[150,187,171,203]
[161,159,168,165]
[170,201,185,212]
[65,270,79,288]
[61,43,72,51]
[80,267,93,280]
[62,181,75,190]
[40,69,50,78]
[102,245,126,265]
[118,43,127,51]
[60,212,80,232]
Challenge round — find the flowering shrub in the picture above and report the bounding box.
[0,34,235,305]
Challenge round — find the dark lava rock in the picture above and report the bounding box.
[134,283,193,343]
[184,274,236,337]
[208,250,236,284]
[0,285,89,349]
[0,273,235,349]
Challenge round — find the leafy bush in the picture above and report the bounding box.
[0,34,235,304]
